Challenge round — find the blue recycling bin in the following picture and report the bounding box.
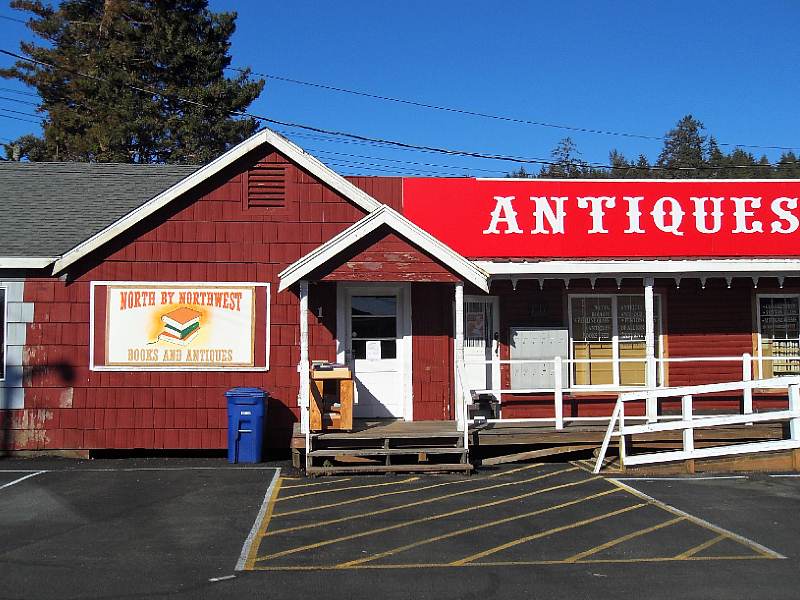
[226,387,267,463]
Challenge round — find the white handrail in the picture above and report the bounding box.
[593,378,800,473]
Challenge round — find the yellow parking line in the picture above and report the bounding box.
[451,502,647,565]
[272,464,558,520]
[608,478,785,559]
[278,477,418,501]
[243,477,283,570]
[281,478,352,490]
[675,534,727,559]
[487,463,546,478]
[564,516,686,563]
[339,486,619,567]
[256,468,589,562]
[268,466,576,534]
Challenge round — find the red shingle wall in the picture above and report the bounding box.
[411,283,454,420]
[5,153,405,452]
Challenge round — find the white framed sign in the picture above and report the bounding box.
[90,281,270,371]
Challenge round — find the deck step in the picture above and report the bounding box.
[306,463,473,475]
[308,447,466,457]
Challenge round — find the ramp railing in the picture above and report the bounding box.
[593,376,800,473]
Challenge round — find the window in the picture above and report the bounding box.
[757,295,800,377]
[569,294,662,387]
[0,287,5,380]
[350,295,397,360]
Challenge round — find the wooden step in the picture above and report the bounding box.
[306,463,473,475]
[308,447,467,457]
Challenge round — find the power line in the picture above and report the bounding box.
[308,147,508,175]
[0,13,26,24]
[0,112,39,124]
[0,95,39,106]
[229,66,800,153]
[1,48,798,173]
[0,86,39,97]
[0,106,39,118]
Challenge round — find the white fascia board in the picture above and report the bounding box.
[278,205,489,292]
[477,258,800,277]
[477,177,800,183]
[52,127,382,275]
[0,257,57,269]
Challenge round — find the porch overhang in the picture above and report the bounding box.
[278,205,490,292]
[476,258,800,287]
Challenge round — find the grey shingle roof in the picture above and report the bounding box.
[0,162,199,257]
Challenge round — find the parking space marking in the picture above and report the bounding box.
[235,468,282,572]
[266,466,578,537]
[608,478,786,559]
[272,465,575,520]
[338,486,619,567]
[675,534,726,559]
[0,471,44,491]
[257,468,586,562]
[564,515,686,562]
[278,477,417,501]
[281,478,352,490]
[451,502,647,565]
[246,464,784,572]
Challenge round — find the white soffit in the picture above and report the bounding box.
[0,257,57,269]
[476,258,800,277]
[52,127,382,274]
[278,205,489,292]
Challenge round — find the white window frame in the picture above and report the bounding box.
[0,285,6,382]
[567,293,664,390]
[756,293,800,378]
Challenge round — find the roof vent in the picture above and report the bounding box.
[246,160,287,208]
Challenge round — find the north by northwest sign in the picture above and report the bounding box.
[402,179,800,258]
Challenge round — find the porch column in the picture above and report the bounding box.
[644,276,657,422]
[454,281,465,425]
[299,280,310,435]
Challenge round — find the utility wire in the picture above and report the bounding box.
[0,112,39,123]
[229,66,800,153]
[1,48,798,173]
[0,86,39,97]
[0,13,26,24]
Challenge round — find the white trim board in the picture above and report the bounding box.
[278,204,489,292]
[53,127,382,274]
[0,257,56,269]
[89,281,270,372]
[477,258,800,278]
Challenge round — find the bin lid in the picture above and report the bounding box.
[225,387,268,398]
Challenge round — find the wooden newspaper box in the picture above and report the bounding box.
[309,365,354,431]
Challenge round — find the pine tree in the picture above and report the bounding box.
[1,0,265,163]
[656,115,708,178]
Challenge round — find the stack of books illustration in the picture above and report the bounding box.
[159,307,201,345]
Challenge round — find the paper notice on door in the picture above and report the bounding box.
[365,340,382,361]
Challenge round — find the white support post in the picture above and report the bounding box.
[454,282,465,427]
[618,402,627,467]
[742,353,753,419]
[298,281,310,442]
[789,384,800,442]
[644,277,657,423]
[682,394,695,455]
[554,356,564,430]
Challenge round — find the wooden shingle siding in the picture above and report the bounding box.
[4,147,408,452]
[411,283,454,420]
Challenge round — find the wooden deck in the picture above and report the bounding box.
[291,418,789,474]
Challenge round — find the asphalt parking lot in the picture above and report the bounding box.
[3,458,800,599]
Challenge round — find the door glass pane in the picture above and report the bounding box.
[351,295,397,360]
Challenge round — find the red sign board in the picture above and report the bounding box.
[402,179,800,258]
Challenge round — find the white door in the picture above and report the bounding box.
[345,289,406,418]
[462,296,500,398]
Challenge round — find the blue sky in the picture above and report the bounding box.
[1,1,799,176]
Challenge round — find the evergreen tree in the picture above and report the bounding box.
[1,0,265,163]
[656,114,708,177]
[538,137,603,178]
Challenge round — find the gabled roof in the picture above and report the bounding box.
[48,127,382,273]
[0,162,198,260]
[278,204,490,292]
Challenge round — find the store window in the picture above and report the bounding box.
[757,295,800,377]
[569,294,662,387]
[0,287,5,380]
[350,295,397,360]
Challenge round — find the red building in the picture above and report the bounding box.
[1,127,799,456]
